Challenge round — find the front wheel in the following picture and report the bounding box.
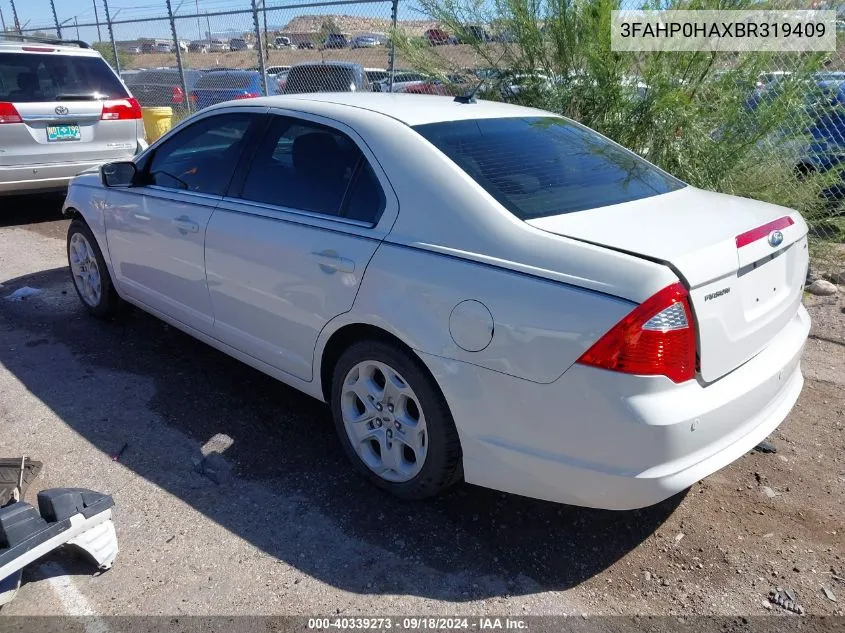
[330,340,462,500]
[67,219,123,318]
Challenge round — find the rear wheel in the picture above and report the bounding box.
[330,340,462,499]
[67,219,123,318]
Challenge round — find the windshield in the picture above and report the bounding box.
[285,66,356,93]
[414,117,685,219]
[0,52,129,102]
[194,73,254,90]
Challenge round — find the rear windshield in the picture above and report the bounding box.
[194,73,253,90]
[285,66,355,93]
[414,117,684,218]
[0,52,129,102]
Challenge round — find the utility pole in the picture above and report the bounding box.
[0,5,6,32]
[50,0,61,39]
[262,0,269,59]
[92,0,102,42]
[75,16,80,40]
[195,0,201,41]
[10,0,21,34]
[102,0,120,73]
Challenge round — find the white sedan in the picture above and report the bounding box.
[63,93,810,510]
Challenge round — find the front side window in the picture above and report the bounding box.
[239,115,385,222]
[414,117,685,219]
[147,113,254,195]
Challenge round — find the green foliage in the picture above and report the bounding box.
[395,0,844,243]
[92,42,131,71]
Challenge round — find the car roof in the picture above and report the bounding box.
[0,40,102,57]
[223,93,550,126]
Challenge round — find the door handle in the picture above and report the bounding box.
[312,250,355,274]
[172,216,199,234]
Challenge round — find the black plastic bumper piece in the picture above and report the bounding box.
[38,488,114,522]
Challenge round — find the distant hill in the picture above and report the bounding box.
[280,14,438,36]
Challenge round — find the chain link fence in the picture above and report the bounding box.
[2,0,844,274]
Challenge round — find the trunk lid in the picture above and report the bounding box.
[1,100,137,166]
[527,186,809,383]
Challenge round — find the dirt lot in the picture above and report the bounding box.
[0,197,843,618]
[128,45,484,73]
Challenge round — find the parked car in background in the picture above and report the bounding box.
[230,38,253,52]
[153,43,173,54]
[275,71,289,93]
[0,36,145,196]
[372,72,428,93]
[403,74,470,96]
[351,34,384,48]
[364,68,389,84]
[208,39,227,53]
[296,40,315,50]
[283,61,368,93]
[424,28,450,45]
[123,68,204,110]
[188,41,209,53]
[455,25,490,43]
[189,70,277,109]
[320,33,348,49]
[264,65,291,76]
[272,36,293,49]
[66,93,810,510]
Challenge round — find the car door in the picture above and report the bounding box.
[104,108,266,334]
[205,112,398,381]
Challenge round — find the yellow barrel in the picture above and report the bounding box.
[141,107,174,142]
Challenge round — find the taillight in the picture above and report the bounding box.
[101,98,143,120]
[0,102,22,124]
[171,85,185,104]
[189,92,198,103]
[735,216,794,248]
[235,92,260,100]
[576,282,696,384]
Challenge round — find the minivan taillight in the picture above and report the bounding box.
[171,85,185,104]
[235,92,260,100]
[101,98,143,120]
[576,282,696,383]
[0,102,22,124]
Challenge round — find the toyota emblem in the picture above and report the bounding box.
[768,230,784,247]
[55,105,69,115]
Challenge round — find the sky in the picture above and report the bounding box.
[2,0,423,43]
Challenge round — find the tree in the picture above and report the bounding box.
[394,0,839,239]
[92,42,131,72]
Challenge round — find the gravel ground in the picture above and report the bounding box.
[0,197,843,618]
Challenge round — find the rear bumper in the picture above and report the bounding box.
[422,304,811,510]
[0,160,112,196]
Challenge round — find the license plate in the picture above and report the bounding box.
[47,124,81,142]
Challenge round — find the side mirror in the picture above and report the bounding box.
[101,162,137,188]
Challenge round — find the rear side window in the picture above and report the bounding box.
[239,115,384,222]
[414,117,684,218]
[0,52,129,102]
[284,66,356,93]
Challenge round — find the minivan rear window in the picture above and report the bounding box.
[0,52,129,102]
[414,117,685,219]
[284,66,356,93]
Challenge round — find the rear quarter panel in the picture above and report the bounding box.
[344,243,635,384]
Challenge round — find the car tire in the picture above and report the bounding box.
[330,339,462,500]
[67,218,123,318]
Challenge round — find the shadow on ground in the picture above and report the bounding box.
[0,265,683,601]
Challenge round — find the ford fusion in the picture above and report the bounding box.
[63,93,810,509]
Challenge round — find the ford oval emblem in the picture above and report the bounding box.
[55,105,69,115]
[768,230,784,247]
